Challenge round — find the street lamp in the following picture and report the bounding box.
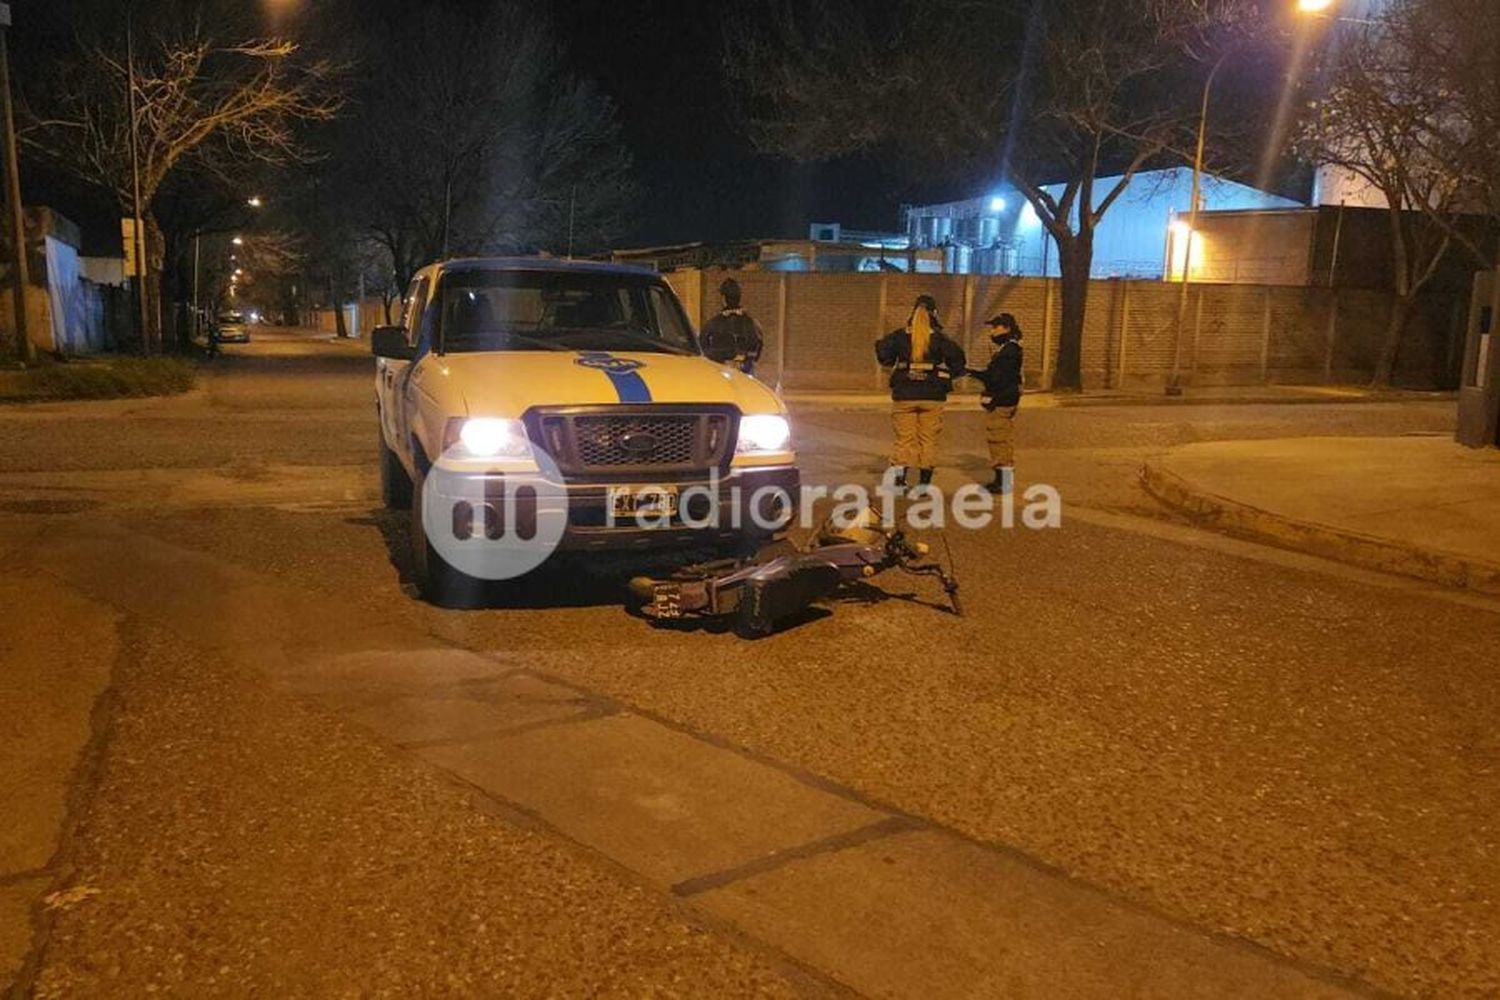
[1295,0,1379,26]
[231,235,244,246]
[246,195,264,208]
[1166,48,1235,396]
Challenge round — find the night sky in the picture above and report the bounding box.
[18,0,934,251]
[550,0,922,247]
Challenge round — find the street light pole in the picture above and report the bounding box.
[1166,52,1230,397]
[0,3,32,364]
[192,231,201,342]
[126,7,150,353]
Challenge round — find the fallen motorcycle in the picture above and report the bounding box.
[627,509,963,638]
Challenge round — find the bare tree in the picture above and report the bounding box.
[1296,2,1481,387]
[193,228,305,322]
[339,1,636,295]
[1393,0,1500,248]
[22,6,340,349]
[725,0,1255,390]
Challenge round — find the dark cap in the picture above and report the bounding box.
[985,313,1017,328]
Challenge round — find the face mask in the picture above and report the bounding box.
[991,331,1011,345]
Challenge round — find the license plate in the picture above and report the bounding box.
[611,487,679,519]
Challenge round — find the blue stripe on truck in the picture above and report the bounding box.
[575,352,653,403]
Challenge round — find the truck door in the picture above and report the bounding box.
[380,275,428,451]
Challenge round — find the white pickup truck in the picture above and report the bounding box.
[373,258,799,603]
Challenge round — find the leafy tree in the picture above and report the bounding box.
[725,0,1254,390]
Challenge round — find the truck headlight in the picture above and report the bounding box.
[445,417,530,458]
[736,414,792,454]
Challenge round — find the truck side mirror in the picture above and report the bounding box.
[371,326,414,360]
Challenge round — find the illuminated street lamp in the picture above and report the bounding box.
[1295,0,1378,26]
[231,235,244,246]
[247,195,264,208]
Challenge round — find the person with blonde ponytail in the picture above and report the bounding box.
[874,295,967,490]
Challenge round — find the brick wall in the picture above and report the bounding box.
[672,270,1458,391]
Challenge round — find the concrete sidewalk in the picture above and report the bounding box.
[1144,436,1500,595]
[785,385,1454,411]
[13,517,1362,999]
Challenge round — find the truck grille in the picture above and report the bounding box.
[527,406,737,478]
[574,414,698,467]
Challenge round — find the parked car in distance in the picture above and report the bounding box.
[214,310,251,344]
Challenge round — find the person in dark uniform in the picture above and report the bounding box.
[967,313,1024,494]
[700,278,765,374]
[875,295,967,490]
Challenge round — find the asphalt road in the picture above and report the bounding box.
[1,327,1494,998]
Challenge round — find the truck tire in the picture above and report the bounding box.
[379,431,413,509]
[409,469,480,607]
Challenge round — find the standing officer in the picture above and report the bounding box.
[968,313,1024,494]
[875,295,967,490]
[700,277,764,375]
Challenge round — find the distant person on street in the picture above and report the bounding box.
[700,277,764,375]
[968,313,1024,495]
[875,294,967,491]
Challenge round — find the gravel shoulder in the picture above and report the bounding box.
[28,616,818,998]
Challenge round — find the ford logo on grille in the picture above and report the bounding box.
[575,355,646,373]
[619,432,659,455]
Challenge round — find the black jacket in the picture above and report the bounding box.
[875,328,967,402]
[969,337,1023,409]
[701,309,764,373]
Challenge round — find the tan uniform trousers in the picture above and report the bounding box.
[985,405,1018,469]
[891,400,945,469]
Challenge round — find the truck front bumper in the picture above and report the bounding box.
[425,463,801,553]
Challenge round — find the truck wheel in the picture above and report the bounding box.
[410,470,480,607]
[379,432,413,509]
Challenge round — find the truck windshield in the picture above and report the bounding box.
[436,270,697,355]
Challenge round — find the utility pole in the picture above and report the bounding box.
[191,231,201,342]
[1166,50,1231,397]
[0,2,32,364]
[126,6,150,353]
[566,185,577,260]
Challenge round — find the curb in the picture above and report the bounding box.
[1057,393,1451,409]
[783,391,1455,411]
[1140,460,1500,597]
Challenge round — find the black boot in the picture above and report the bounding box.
[987,467,1012,495]
[889,466,908,489]
[918,467,934,486]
